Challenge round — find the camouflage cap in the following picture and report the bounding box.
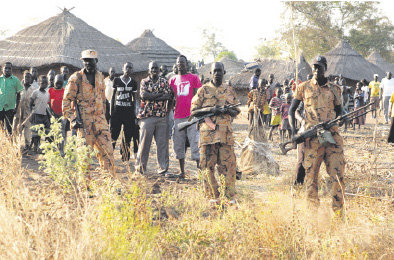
[312,55,327,69]
[80,49,98,60]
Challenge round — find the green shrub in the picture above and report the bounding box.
[95,182,160,259]
[32,117,94,194]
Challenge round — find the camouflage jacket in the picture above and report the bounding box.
[294,79,342,131]
[62,69,107,126]
[191,81,240,146]
[247,89,266,111]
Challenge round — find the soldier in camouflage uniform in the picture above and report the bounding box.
[191,62,240,203]
[247,78,267,126]
[289,56,345,214]
[62,50,114,173]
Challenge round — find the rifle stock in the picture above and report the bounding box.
[279,140,296,155]
[178,112,215,131]
[179,103,241,131]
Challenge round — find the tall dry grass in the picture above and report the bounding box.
[0,126,393,259]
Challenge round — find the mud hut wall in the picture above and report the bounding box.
[235,88,249,104]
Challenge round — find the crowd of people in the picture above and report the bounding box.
[246,56,393,214]
[247,67,394,141]
[0,49,393,209]
[0,50,240,205]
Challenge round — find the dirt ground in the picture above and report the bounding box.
[21,105,393,202]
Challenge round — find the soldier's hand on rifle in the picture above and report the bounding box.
[228,107,240,117]
[71,118,83,129]
[161,93,172,100]
[337,115,345,127]
[211,106,223,115]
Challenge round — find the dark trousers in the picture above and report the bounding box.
[294,143,305,185]
[0,109,15,135]
[110,108,138,161]
[388,117,394,143]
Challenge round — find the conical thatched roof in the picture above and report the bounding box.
[229,53,312,90]
[197,57,245,82]
[126,29,180,67]
[367,51,394,75]
[324,40,384,81]
[0,9,150,73]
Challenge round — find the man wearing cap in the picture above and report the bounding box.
[289,55,345,216]
[62,49,115,173]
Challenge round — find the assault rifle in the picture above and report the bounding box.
[279,102,374,155]
[178,103,241,131]
[73,101,88,137]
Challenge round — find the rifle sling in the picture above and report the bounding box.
[327,83,342,109]
[76,72,83,102]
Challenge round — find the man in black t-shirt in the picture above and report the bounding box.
[110,62,138,161]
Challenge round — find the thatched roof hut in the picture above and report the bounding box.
[229,53,312,90]
[197,57,245,82]
[0,9,151,76]
[367,51,394,75]
[126,29,180,67]
[324,40,384,83]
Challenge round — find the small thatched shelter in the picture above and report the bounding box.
[367,51,394,75]
[0,9,151,81]
[197,57,245,82]
[126,29,180,67]
[229,53,312,103]
[324,40,384,85]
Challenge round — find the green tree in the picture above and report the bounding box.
[200,28,226,60]
[347,17,394,63]
[215,50,237,62]
[254,39,283,59]
[280,1,394,62]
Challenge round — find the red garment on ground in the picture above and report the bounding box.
[48,88,64,116]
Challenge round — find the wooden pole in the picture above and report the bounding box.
[290,3,299,86]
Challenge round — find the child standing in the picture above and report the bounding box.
[280,93,292,142]
[13,70,38,151]
[30,75,50,153]
[268,88,283,141]
[48,74,68,155]
[262,81,271,127]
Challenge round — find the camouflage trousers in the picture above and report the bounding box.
[78,118,114,171]
[303,131,345,212]
[200,143,236,199]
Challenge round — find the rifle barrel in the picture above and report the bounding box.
[330,102,374,125]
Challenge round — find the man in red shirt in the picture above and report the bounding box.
[169,55,202,178]
[48,74,68,154]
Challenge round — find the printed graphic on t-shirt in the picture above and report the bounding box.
[177,81,191,96]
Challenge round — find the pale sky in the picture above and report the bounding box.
[2,0,394,62]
